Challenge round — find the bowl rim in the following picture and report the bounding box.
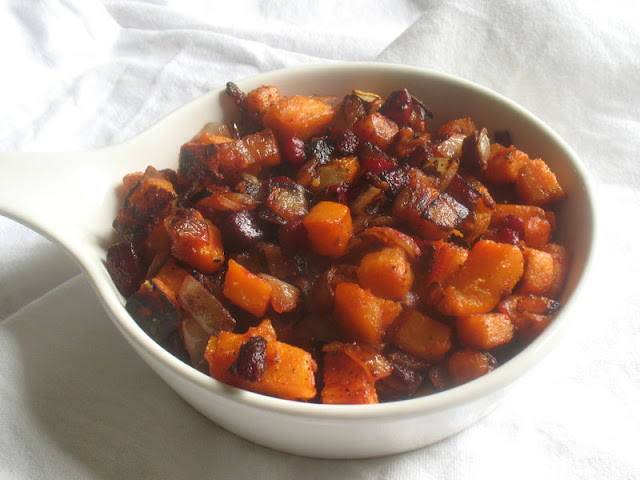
[106,61,598,420]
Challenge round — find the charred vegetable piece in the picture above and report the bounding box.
[164,208,225,274]
[422,192,469,232]
[126,279,181,346]
[260,177,310,224]
[460,128,490,175]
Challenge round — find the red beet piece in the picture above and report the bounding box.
[281,136,307,166]
[106,241,146,297]
[379,88,413,126]
[220,210,265,251]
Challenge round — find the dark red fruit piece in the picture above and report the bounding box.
[362,156,396,175]
[333,129,360,155]
[281,136,307,166]
[491,228,521,245]
[321,181,352,204]
[278,218,309,253]
[220,210,265,251]
[379,88,413,126]
[106,241,146,297]
[229,335,267,382]
[501,214,525,238]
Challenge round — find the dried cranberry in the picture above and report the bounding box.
[361,156,396,175]
[379,88,413,126]
[281,136,307,166]
[228,336,267,382]
[502,214,525,237]
[492,228,521,245]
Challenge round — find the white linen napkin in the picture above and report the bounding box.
[1,0,639,478]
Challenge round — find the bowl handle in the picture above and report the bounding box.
[0,150,112,251]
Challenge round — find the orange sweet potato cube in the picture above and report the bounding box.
[523,215,552,248]
[517,248,555,295]
[223,259,272,317]
[357,247,414,301]
[302,201,353,258]
[456,313,514,350]
[164,208,224,274]
[423,241,469,287]
[194,131,234,145]
[447,348,495,385]
[515,158,566,205]
[321,351,378,404]
[438,240,524,316]
[353,112,399,151]
[483,144,531,184]
[436,117,476,138]
[543,243,571,298]
[205,319,317,401]
[391,310,452,361]
[334,282,402,345]
[246,85,281,115]
[262,95,335,141]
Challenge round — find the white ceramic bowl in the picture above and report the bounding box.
[0,63,596,458]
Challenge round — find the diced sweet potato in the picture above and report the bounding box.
[302,201,353,258]
[194,131,234,145]
[447,348,495,385]
[357,247,414,301]
[258,274,301,313]
[223,259,272,317]
[517,248,555,295]
[483,144,530,184]
[490,204,547,226]
[334,282,402,345]
[515,158,566,205]
[523,215,551,248]
[456,313,514,350]
[321,351,378,404]
[263,95,335,141]
[310,156,360,193]
[246,85,281,115]
[438,240,524,316]
[153,257,191,302]
[218,129,281,173]
[391,310,452,361]
[126,279,181,345]
[392,172,443,240]
[205,319,317,401]
[542,243,571,298]
[323,341,392,382]
[178,142,220,183]
[436,117,476,139]
[164,208,225,274]
[353,112,399,151]
[423,241,469,287]
[498,294,559,341]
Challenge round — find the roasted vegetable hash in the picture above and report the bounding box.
[107,82,570,404]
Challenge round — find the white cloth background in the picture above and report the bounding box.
[1,1,639,478]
